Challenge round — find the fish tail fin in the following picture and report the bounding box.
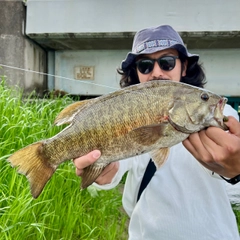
[8,142,56,198]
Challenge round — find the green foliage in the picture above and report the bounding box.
[0,79,128,239]
[232,206,240,233]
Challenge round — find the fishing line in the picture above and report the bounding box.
[0,63,162,99]
[0,63,119,91]
[0,63,156,101]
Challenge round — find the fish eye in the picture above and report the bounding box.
[201,93,209,101]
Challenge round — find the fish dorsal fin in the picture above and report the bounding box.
[129,123,170,146]
[54,99,93,126]
[80,163,108,189]
[150,147,170,169]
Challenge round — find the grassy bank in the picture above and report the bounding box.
[0,78,128,240]
[1,77,240,239]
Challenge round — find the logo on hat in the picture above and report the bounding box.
[135,39,179,53]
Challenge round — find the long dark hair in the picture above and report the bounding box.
[117,53,206,88]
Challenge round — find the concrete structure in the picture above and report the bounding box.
[25,0,240,100]
[1,0,240,112]
[0,0,47,96]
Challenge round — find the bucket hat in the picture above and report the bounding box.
[121,25,199,70]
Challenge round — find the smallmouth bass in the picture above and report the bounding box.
[8,80,228,198]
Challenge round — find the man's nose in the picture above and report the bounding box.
[151,61,164,78]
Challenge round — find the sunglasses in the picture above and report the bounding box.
[136,56,179,74]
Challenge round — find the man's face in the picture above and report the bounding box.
[136,49,187,83]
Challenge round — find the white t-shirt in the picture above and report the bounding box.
[94,104,240,240]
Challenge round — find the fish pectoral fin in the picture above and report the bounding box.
[54,99,93,126]
[129,123,170,146]
[8,142,56,198]
[150,147,170,169]
[81,164,108,189]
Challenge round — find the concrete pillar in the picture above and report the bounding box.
[0,0,47,96]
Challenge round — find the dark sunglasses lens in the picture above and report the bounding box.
[137,59,154,74]
[158,56,176,71]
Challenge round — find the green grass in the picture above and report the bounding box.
[0,77,128,240]
[232,206,240,233]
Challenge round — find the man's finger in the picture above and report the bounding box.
[73,150,101,169]
[225,116,240,137]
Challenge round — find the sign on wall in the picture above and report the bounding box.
[74,66,95,80]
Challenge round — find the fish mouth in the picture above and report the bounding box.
[215,97,229,131]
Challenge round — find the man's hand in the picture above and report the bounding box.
[73,150,119,185]
[183,116,240,178]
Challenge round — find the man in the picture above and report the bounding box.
[74,25,240,239]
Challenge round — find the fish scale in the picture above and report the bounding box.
[8,80,228,198]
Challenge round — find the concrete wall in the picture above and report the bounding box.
[53,48,240,97]
[0,0,47,96]
[3,0,239,97]
[25,0,240,51]
[26,0,240,33]
[23,0,240,98]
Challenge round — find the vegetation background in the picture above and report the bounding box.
[0,76,128,240]
[0,75,239,239]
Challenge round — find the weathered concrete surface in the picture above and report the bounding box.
[0,0,47,96]
[26,0,240,50]
[27,31,240,51]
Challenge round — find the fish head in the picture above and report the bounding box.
[168,83,228,133]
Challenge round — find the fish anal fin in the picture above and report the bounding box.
[129,123,170,146]
[150,147,170,168]
[54,99,92,126]
[81,164,107,189]
[8,142,56,198]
